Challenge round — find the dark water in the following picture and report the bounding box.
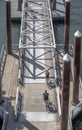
[54,1,82,129]
[72,111,82,130]
[0,22,20,52]
[0,0,82,54]
[0,118,3,130]
[0,0,20,51]
[54,0,82,78]
[0,0,6,50]
[11,23,20,46]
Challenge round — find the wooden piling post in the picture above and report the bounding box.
[72,31,81,106]
[64,0,70,53]
[0,57,2,104]
[6,0,12,54]
[52,0,56,10]
[18,0,22,11]
[61,54,71,130]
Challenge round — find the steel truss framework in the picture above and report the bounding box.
[19,0,55,49]
[19,0,57,82]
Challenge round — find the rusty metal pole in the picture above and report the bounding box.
[61,54,71,130]
[72,31,81,106]
[0,57,2,104]
[6,0,12,54]
[52,0,56,10]
[64,0,70,54]
[18,0,22,11]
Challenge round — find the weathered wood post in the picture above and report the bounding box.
[61,54,71,130]
[6,0,12,54]
[50,0,56,10]
[64,0,70,53]
[72,31,81,105]
[0,57,2,104]
[18,0,22,11]
[52,0,56,10]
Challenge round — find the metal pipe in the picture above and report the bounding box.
[48,0,61,118]
[48,0,56,48]
[18,69,21,81]
[61,53,71,130]
[56,87,61,116]
[15,87,20,118]
[0,57,2,104]
[6,0,12,54]
[64,0,70,53]
[18,49,22,82]
[72,30,81,105]
[19,45,55,49]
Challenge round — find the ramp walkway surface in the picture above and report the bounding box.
[17,0,60,129]
[19,0,56,84]
[9,0,60,129]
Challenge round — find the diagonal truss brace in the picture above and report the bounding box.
[19,0,56,49]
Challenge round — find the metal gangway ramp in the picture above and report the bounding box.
[19,0,56,84]
[8,1,61,129]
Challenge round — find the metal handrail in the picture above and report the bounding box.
[0,106,5,119]
[0,43,19,77]
[47,0,61,116]
[0,44,7,60]
[0,106,9,130]
[68,111,73,130]
[0,44,19,129]
[0,44,7,79]
[79,77,82,92]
